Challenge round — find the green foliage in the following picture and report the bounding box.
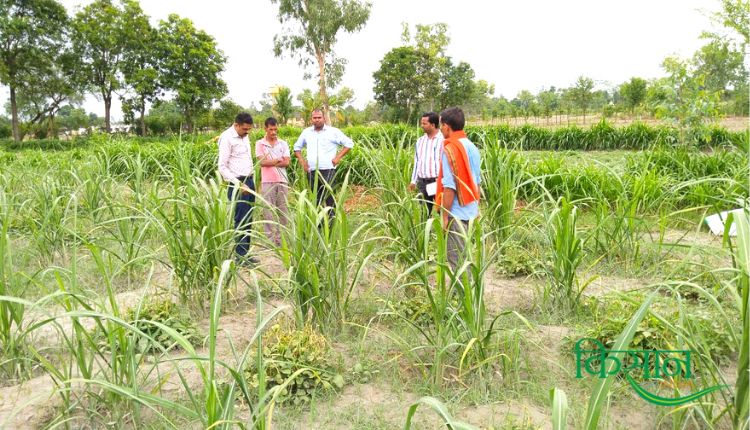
[573,295,737,372]
[246,320,344,406]
[619,77,648,114]
[158,14,227,132]
[272,86,295,125]
[497,242,539,278]
[0,0,69,141]
[271,0,371,121]
[544,198,590,312]
[125,299,200,354]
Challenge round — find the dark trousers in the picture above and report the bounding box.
[308,169,336,219]
[416,177,437,214]
[228,176,255,257]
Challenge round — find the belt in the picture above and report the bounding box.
[417,177,437,182]
[236,175,253,182]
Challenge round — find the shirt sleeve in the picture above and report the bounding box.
[336,129,354,148]
[217,135,238,184]
[410,142,418,184]
[441,152,456,191]
[254,140,266,159]
[293,130,306,152]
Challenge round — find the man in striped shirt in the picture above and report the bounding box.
[408,112,444,214]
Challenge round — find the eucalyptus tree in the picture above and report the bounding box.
[271,0,371,124]
[0,0,68,141]
[158,14,227,133]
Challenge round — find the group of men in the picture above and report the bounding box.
[217,107,481,271]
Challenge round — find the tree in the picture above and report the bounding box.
[0,0,68,141]
[653,56,721,142]
[438,59,476,110]
[372,46,438,122]
[537,88,559,123]
[211,98,245,129]
[515,90,535,120]
[120,0,160,136]
[158,14,227,133]
[569,76,595,123]
[619,77,648,115]
[16,49,85,138]
[271,0,371,124]
[56,105,89,132]
[71,0,137,132]
[272,86,295,124]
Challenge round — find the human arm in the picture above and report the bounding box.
[331,147,350,166]
[409,141,419,191]
[218,136,239,185]
[440,152,456,229]
[294,150,309,172]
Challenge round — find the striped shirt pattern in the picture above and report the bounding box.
[410,133,444,184]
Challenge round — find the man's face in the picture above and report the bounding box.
[265,124,278,140]
[440,121,450,139]
[234,122,252,137]
[311,111,325,129]
[420,116,434,134]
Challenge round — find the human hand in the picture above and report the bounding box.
[441,212,450,230]
[408,183,416,192]
[332,156,340,166]
[302,160,310,172]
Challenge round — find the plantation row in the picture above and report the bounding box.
[1,120,748,153]
[2,134,746,215]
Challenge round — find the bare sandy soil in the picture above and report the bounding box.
[0,226,736,429]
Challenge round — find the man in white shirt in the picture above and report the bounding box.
[218,112,258,265]
[293,109,354,222]
[408,112,444,214]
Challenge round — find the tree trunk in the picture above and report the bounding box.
[139,99,146,136]
[46,114,56,139]
[10,86,20,142]
[315,50,330,125]
[104,93,112,132]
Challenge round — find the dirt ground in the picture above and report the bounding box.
[0,226,737,429]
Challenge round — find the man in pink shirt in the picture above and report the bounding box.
[255,117,290,247]
[218,112,258,265]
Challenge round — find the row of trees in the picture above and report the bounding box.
[0,0,227,141]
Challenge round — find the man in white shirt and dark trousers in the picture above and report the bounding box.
[408,112,444,215]
[293,109,354,224]
[218,112,259,266]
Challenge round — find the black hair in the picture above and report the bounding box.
[235,112,254,125]
[421,112,439,128]
[264,117,278,127]
[439,107,465,131]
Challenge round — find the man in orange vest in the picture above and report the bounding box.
[435,107,481,271]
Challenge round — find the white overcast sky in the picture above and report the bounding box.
[1,0,725,120]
